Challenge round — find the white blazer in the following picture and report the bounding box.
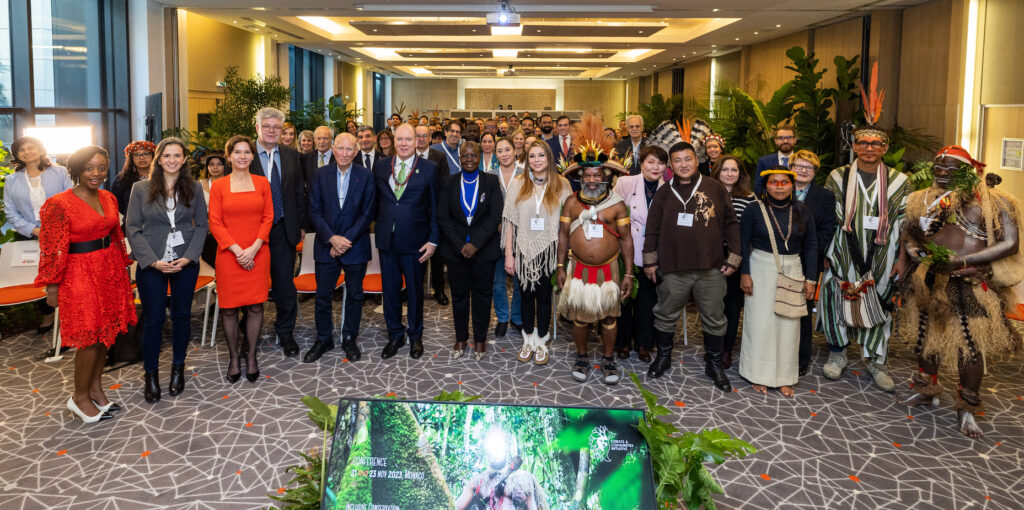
[613,174,663,267]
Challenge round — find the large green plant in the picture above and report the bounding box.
[287,100,328,133]
[692,80,795,167]
[639,93,686,133]
[0,140,17,244]
[205,65,291,152]
[785,47,836,169]
[326,95,364,132]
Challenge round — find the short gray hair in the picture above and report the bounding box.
[357,125,375,136]
[254,107,285,127]
[626,114,643,126]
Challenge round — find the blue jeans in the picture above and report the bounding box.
[136,263,199,372]
[493,256,521,324]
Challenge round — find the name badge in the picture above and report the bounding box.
[677,213,694,227]
[530,217,545,231]
[167,230,185,247]
[587,223,604,238]
[863,216,880,230]
[919,217,933,232]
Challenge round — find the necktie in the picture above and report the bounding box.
[561,136,569,157]
[318,153,326,168]
[364,153,371,169]
[395,161,408,199]
[268,153,283,223]
[782,155,789,168]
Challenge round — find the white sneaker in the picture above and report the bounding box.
[822,350,848,380]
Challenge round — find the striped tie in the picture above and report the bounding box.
[269,156,283,222]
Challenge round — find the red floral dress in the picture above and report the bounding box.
[34,189,137,348]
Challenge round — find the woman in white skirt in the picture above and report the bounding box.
[739,167,817,396]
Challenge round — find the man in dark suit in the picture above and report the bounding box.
[301,126,336,231]
[791,150,837,376]
[250,107,306,357]
[754,125,797,195]
[374,123,439,359]
[436,141,504,359]
[431,120,463,175]
[357,126,380,171]
[614,115,646,174]
[537,113,555,141]
[305,133,376,363]
[547,115,574,164]
[417,124,451,305]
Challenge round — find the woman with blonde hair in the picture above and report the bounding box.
[502,140,571,364]
[280,122,298,150]
[297,130,315,154]
[510,128,526,166]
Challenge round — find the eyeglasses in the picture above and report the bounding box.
[775,136,795,141]
[855,140,886,149]
[791,164,816,171]
[260,124,282,132]
[132,152,153,158]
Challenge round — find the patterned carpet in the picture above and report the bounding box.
[0,290,1021,509]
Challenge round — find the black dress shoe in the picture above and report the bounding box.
[168,363,185,397]
[494,322,508,337]
[245,355,260,383]
[245,368,260,383]
[509,322,523,332]
[409,339,424,359]
[144,370,161,403]
[435,292,449,306]
[303,340,335,363]
[381,336,406,359]
[799,365,810,377]
[226,355,242,384]
[280,336,300,357]
[36,322,54,335]
[342,337,361,362]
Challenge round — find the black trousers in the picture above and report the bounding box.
[267,222,298,336]
[314,259,367,341]
[617,270,656,351]
[519,274,553,337]
[446,257,494,344]
[799,300,815,369]
[429,257,446,296]
[722,270,744,352]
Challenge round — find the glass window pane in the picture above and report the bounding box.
[0,113,12,145]
[31,0,104,108]
[0,1,11,107]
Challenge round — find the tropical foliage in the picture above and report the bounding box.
[0,138,18,244]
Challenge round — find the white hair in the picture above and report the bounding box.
[626,114,643,126]
[254,107,285,126]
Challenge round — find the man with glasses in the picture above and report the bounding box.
[614,115,647,175]
[250,107,306,358]
[817,127,910,392]
[754,126,798,195]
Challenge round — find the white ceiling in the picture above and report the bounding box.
[161,0,931,79]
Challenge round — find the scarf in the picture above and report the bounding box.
[843,160,889,245]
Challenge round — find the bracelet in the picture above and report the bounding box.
[624,274,635,279]
[615,217,631,226]
[557,263,565,268]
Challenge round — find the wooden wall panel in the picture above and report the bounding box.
[563,80,626,127]
[392,78,458,111]
[656,70,674,97]
[715,52,742,90]
[464,88,555,110]
[980,0,1024,105]
[867,10,903,129]
[743,30,809,99]
[981,107,1024,200]
[186,92,221,133]
[682,59,711,104]
[814,18,862,94]
[626,77,641,113]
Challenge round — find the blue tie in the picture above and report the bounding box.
[269,153,284,222]
[782,155,790,168]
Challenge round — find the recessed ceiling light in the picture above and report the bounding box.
[713,8,720,12]
[776,24,781,27]
[735,37,739,41]
[754,32,759,35]
[232,20,237,23]
[691,51,696,54]
[711,44,716,47]
[471,29,477,32]
[253,7,266,10]
[638,30,644,34]
[253,28,260,31]
[372,29,377,32]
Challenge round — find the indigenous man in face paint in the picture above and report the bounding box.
[895,146,1023,438]
[556,141,633,385]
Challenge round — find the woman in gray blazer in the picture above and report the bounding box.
[2,136,72,333]
[125,137,208,404]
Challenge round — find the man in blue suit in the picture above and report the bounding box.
[753,125,797,195]
[305,133,376,363]
[375,123,440,359]
[547,115,574,164]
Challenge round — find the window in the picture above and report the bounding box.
[31,0,104,108]
[288,45,324,110]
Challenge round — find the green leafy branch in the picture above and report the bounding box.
[920,241,955,266]
[630,373,756,510]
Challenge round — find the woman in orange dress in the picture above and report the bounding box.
[35,146,137,424]
[208,135,274,384]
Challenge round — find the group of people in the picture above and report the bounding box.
[9,106,1020,438]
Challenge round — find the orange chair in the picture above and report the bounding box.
[364,237,405,295]
[293,233,345,323]
[0,241,60,358]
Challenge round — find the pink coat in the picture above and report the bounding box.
[613,174,663,267]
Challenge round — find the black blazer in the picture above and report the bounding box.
[802,182,837,275]
[249,143,307,246]
[436,172,504,264]
[301,150,335,190]
[373,155,440,254]
[124,180,208,269]
[614,137,647,175]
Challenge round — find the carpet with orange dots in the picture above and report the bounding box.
[0,293,1021,509]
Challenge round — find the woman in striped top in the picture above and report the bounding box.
[711,156,756,369]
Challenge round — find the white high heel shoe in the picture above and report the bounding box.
[67,397,114,423]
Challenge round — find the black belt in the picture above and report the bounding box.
[68,236,111,254]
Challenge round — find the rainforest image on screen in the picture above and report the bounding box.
[323,399,655,510]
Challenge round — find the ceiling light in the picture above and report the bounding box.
[754,31,758,35]
[712,8,720,12]
[410,67,431,75]
[711,44,716,47]
[735,37,739,40]
[493,49,518,58]
[638,30,644,34]
[622,48,650,59]
[232,20,237,24]
[692,51,696,54]
[471,28,477,32]
[298,16,346,35]
[372,29,377,32]
[491,25,523,36]
[776,24,781,27]
[253,7,266,10]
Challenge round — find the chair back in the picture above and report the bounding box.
[367,237,381,275]
[297,232,316,276]
[0,240,42,287]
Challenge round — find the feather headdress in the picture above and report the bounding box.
[857,61,885,127]
[561,112,628,180]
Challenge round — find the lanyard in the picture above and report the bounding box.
[497,166,515,193]
[533,182,548,216]
[668,174,702,211]
[390,156,417,188]
[857,168,882,212]
[441,142,461,171]
[461,173,480,221]
[165,193,178,231]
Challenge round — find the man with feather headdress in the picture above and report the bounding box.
[555,114,634,385]
[894,146,1023,438]
[818,63,911,392]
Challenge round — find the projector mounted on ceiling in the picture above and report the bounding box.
[487,0,520,27]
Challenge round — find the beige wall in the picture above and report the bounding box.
[742,30,810,99]
[392,78,458,112]
[564,80,626,127]
[981,107,1024,198]
[715,52,742,89]
[682,59,711,104]
[867,10,903,129]
[980,0,1024,105]
[626,77,640,114]
[656,70,674,97]
[814,18,862,97]
[465,88,555,110]
[184,11,260,94]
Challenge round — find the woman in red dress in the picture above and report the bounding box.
[208,135,274,383]
[35,146,137,424]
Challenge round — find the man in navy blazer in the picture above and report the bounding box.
[305,133,376,363]
[546,115,574,164]
[753,125,798,195]
[374,123,440,359]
